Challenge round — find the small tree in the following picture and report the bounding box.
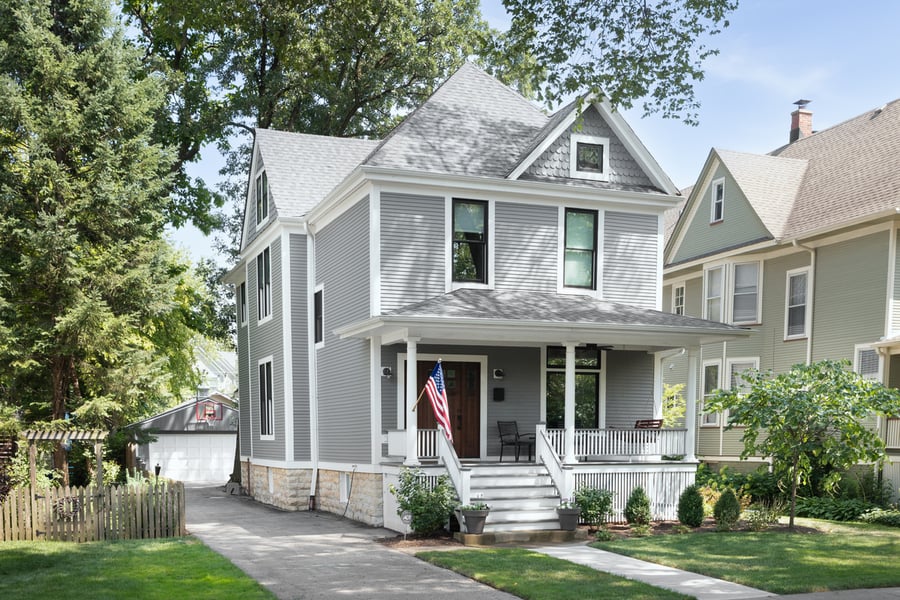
[624,486,652,526]
[389,469,457,535]
[706,360,900,529]
[678,484,705,527]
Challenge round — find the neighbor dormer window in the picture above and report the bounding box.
[711,178,725,223]
[256,170,269,226]
[570,134,610,181]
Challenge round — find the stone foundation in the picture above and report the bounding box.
[246,463,313,511]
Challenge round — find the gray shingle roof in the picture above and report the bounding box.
[363,63,549,178]
[255,129,380,219]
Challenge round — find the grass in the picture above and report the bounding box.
[418,548,690,600]
[593,519,900,594]
[0,537,274,599]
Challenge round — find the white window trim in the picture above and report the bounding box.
[701,359,722,427]
[854,344,883,382]
[257,246,273,325]
[314,284,325,349]
[731,261,762,325]
[784,267,810,340]
[255,170,269,230]
[672,284,685,316]
[446,196,494,291]
[725,357,759,425]
[238,281,248,327]
[703,265,725,322]
[258,355,275,440]
[710,177,725,223]
[569,134,610,182]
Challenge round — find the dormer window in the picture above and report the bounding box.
[710,178,725,223]
[255,170,269,226]
[569,134,610,181]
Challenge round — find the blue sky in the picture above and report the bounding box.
[172,1,900,262]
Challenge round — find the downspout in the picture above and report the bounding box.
[792,240,816,365]
[307,223,320,509]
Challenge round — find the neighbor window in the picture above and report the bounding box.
[785,269,809,339]
[701,361,721,426]
[259,358,274,437]
[255,170,268,226]
[704,266,724,321]
[731,262,760,324]
[452,199,488,283]
[673,285,685,316]
[545,345,602,429]
[726,358,758,425]
[257,247,271,321]
[569,134,610,181]
[855,346,881,381]
[564,208,598,289]
[710,178,725,223]
[314,288,323,345]
[238,282,247,326]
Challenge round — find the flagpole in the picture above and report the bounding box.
[411,358,440,412]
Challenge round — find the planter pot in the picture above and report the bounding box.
[461,509,490,534]
[557,508,580,531]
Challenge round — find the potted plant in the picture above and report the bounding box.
[458,502,490,534]
[557,499,580,531]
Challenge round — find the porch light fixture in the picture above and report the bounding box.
[381,367,392,379]
[492,369,504,380]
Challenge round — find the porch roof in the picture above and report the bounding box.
[336,289,750,350]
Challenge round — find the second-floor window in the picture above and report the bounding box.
[256,170,268,226]
[564,208,598,289]
[257,247,271,321]
[238,282,247,326]
[732,262,760,324]
[452,199,488,283]
[673,285,685,315]
[314,288,323,345]
[710,178,724,223]
[785,269,809,339]
[704,266,724,322]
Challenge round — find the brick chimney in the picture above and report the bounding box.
[790,99,813,143]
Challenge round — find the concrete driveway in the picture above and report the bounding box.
[185,485,516,600]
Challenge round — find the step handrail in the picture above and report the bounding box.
[536,424,572,499]
[436,425,471,505]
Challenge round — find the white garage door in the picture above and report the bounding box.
[148,433,237,483]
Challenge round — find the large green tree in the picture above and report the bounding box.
[0,0,213,478]
[706,360,900,528]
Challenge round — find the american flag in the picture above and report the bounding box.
[424,361,453,442]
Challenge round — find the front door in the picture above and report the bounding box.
[411,361,481,458]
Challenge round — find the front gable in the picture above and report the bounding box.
[241,143,278,253]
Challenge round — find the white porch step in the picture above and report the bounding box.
[462,463,564,533]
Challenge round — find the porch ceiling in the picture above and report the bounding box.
[336,289,750,351]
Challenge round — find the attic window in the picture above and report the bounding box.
[569,134,610,181]
[255,170,269,226]
[710,178,725,223]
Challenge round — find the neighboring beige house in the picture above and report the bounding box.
[663,100,900,498]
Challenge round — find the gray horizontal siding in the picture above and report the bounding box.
[290,234,311,462]
[237,279,251,457]
[495,202,557,292]
[317,198,371,463]
[604,351,655,427]
[603,211,659,309]
[380,192,444,312]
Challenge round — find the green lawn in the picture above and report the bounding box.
[595,520,900,594]
[0,537,274,599]
[418,548,690,600]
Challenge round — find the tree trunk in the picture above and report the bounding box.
[789,453,800,530]
[51,355,70,486]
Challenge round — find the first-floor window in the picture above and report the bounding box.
[259,359,274,436]
[701,361,721,426]
[726,358,758,425]
[855,346,881,381]
[545,345,602,428]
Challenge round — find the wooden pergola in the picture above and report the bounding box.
[21,430,109,488]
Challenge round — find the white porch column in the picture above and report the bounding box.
[563,342,577,463]
[684,347,699,462]
[404,338,421,466]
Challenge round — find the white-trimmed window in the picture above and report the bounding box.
[238,282,247,327]
[785,268,809,339]
[563,208,598,289]
[701,361,721,426]
[855,345,882,381]
[731,262,760,324]
[258,357,274,438]
[704,266,725,322]
[452,199,488,284]
[255,170,269,226]
[569,134,610,181]
[710,178,725,223]
[726,357,759,424]
[673,285,685,315]
[256,247,271,322]
[314,286,324,347]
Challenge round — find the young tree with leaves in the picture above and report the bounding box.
[706,360,900,529]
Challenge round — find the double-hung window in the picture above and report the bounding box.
[259,358,274,437]
[785,268,809,339]
[704,266,725,321]
[726,358,758,424]
[255,171,268,226]
[313,287,324,346]
[701,361,721,426]
[452,199,488,284]
[564,208,598,289]
[673,285,685,315]
[257,247,271,321]
[710,178,725,223]
[732,262,760,324]
[238,282,247,326]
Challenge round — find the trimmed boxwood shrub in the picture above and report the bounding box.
[678,484,704,527]
[713,489,741,531]
[624,486,652,526]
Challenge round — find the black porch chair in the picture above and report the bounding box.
[497,421,535,462]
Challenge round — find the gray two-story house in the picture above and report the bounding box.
[226,63,746,532]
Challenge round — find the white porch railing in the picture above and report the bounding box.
[418,429,439,458]
[536,424,572,499]
[436,425,471,505]
[887,418,900,449]
[573,463,697,521]
[547,428,688,461]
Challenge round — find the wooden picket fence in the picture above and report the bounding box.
[0,481,186,542]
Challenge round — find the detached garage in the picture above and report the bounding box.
[129,393,238,484]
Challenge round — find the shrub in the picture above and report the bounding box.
[624,486,652,526]
[860,508,900,528]
[594,526,614,542]
[744,499,785,532]
[677,484,704,527]
[630,523,651,537]
[713,489,742,531]
[389,468,457,534]
[574,486,614,528]
[794,496,876,522]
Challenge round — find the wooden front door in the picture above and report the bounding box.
[411,361,481,459]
